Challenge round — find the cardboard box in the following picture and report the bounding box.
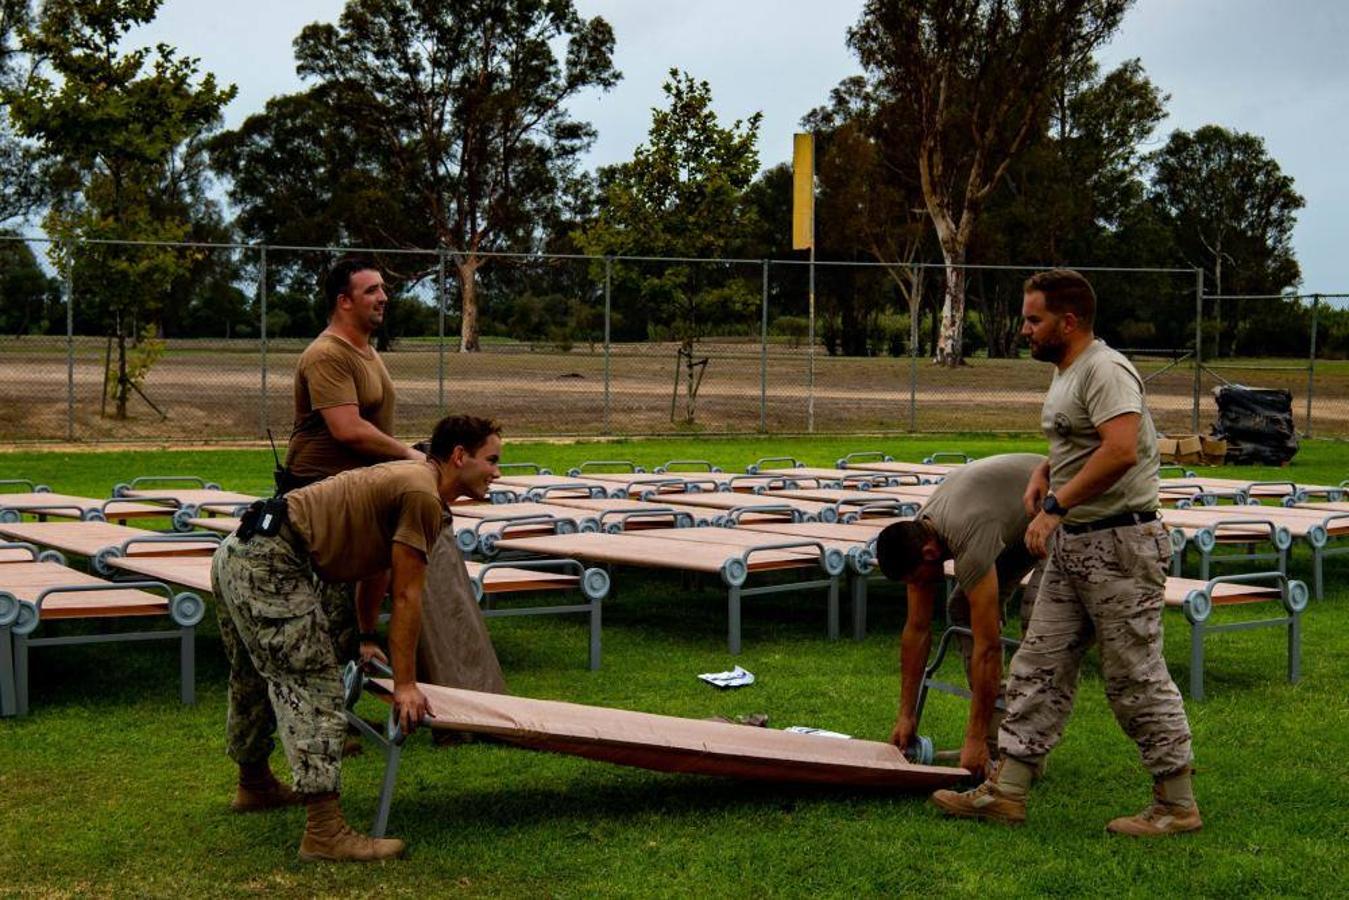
[1159,433,1225,467]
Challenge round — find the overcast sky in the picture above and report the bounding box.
[126,0,1348,294]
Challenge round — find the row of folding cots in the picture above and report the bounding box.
[2,452,1338,715]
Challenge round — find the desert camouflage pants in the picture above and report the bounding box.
[211,530,347,795]
[998,520,1193,777]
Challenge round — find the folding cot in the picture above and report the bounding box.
[538,497,702,531]
[341,660,969,838]
[658,491,847,525]
[495,530,847,653]
[0,487,178,525]
[761,487,921,522]
[0,520,220,576]
[1161,502,1349,597]
[0,541,205,716]
[447,502,601,555]
[742,458,902,489]
[111,474,260,528]
[464,559,610,669]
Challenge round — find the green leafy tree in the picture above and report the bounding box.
[0,232,61,334]
[577,70,762,424]
[211,0,618,352]
[1148,124,1304,356]
[0,0,39,224]
[5,0,235,418]
[847,0,1132,366]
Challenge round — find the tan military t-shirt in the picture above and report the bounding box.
[286,460,444,584]
[285,333,396,480]
[1041,339,1160,524]
[919,453,1045,593]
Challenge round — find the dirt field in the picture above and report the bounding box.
[2,336,1344,441]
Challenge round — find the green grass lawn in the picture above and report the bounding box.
[2,436,1348,896]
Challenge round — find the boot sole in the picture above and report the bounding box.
[929,794,1025,825]
[298,848,407,863]
[1106,821,1203,837]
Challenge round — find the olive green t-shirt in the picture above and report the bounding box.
[286,460,445,584]
[1041,339,1160,524]
[918,453,1046,594]
[285,333,397,481]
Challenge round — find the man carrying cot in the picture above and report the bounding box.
[211,415,502,861]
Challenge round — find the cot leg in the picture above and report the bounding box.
[827,576,839,641]
[850,574,867,642]
[1170,546,1183,577]
[0,627,14,716]
[727,585,742,655]
[1288,612,1301,684]
[588,598,602,671]
[1278,547,1287,574]
[1199,551,1210,582]
[180,626,195,706]
[1314,549,1323,600]
[1189,622,1205,702]
[371,738,404,839]
[14,633,28,716]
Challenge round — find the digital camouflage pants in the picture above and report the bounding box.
[998,520,1193,777]
[211,530,348,795]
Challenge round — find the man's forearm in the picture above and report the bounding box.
[339,418,419,461]
[386,591,423,686]
[1055,444,1135,510]
[965,637,1001,746]
[354,570,391,634]
[898,625,932,725]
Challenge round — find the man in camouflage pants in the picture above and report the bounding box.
[931,269,1200,836]
[213,415,502,861]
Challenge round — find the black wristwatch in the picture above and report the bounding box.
[1042,493,1070,517]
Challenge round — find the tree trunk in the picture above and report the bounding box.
[684,338,697,424]
[935,245,967,367]
[456,257,482,352]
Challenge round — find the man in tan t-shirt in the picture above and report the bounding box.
[875,453,1045,778]
[211,415,502,862]
[931,269,1199,838]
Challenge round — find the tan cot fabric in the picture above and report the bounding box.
[372,679,967,789]
[286,460,445,583]
[416,526,507,694]
[285,333,397,480]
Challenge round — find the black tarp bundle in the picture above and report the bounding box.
[1211,385,1299,465]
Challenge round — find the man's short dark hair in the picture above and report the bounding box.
[324,255,380,314]
[1024,268,1096,327]
[875,520,933,581]
[428,415,502,461]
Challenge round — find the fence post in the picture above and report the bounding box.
[1192,268,1203,433]
[258,245,268,439]
[807,248,815,433]
[909,283,918,432]
[65,243,75,442]
[1306,293,1320,437]
[437,251,447,411]
[603,257,612,436]
[760,260,769,433]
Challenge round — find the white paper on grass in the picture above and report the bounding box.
[697,665,755,689]
[783,726,852,740]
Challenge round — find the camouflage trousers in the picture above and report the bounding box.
[998,520,1193,777]
[211,530,349,795]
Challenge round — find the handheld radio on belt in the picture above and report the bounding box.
[237,429,290,542]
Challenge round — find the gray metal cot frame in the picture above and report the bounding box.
[499,532,846,654]
[1169,491,1349,598]
[470,559,610,670]
[455,511,600,557]
[1177,573,1307,701]
[1166,518,1291,581]
[0,492,191,526]
[341,659,421,838]
[111,475,255,528]
[0,541,205,717]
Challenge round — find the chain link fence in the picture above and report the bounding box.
[2,235,1346,443]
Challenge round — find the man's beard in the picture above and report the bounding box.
[1029,335,1066,363]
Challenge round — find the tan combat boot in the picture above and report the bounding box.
[1106,770,1203,837]
[231,761,304,813]
[298,794,407,862]
[929,756,1034,825]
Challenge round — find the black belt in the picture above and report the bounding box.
[1061,510,1159,535]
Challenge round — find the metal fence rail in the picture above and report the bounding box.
[1,235,1344,443]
